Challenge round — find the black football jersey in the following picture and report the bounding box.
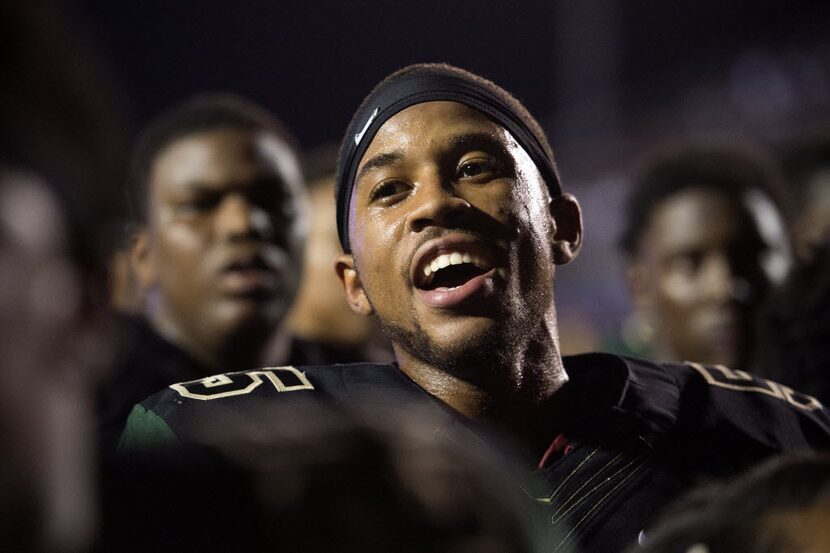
[119,353,830,552]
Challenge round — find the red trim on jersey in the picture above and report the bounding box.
[538,433,573,470]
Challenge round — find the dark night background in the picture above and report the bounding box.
[66,0,830,346]
[79,1,830,156]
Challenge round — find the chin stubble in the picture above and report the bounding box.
[356,257,544,378]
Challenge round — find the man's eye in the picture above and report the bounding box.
[369,180,410,203]
[457,158,499,179]
[670,252,703,276]
[177,195,219,214]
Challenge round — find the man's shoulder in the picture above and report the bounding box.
[591,352,825,414]
[621,355,830,468]
[563,353,683,416]
[98,315,206,451]
[140,362,409,410]
[120,362,421,451]
[567,352,830,452]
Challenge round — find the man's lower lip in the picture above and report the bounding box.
[220,270,278,293]
[416,269,496,308]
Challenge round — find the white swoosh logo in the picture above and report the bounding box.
[354,107,379,145]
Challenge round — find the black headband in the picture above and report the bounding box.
[335,65,561,253]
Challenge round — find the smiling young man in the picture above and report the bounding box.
[333,96,581,442]
[120,66,830,552]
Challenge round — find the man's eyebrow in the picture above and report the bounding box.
[171,181,218,195]
[355,151,404,184]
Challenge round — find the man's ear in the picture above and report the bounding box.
[550,193,583,265]
[334,254,374,316]
[130,229,157,290]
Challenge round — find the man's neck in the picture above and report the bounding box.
[147,312,284,375]
[394,315,569,449]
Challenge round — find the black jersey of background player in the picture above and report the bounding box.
[120,353,829,552]
[97,314,370,454]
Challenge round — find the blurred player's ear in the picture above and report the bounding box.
[334,254,374,316]
[550,193,583,265]
[130,229,157,290]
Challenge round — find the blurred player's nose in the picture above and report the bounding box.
[215,194,272,241]
[700,252,751,303]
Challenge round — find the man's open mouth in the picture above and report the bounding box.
[414,249,502,291]
[224,255,273,274]
[220,254,279,295]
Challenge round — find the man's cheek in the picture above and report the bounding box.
[660,272,696,305]
[364,211,405,247]
[166,223,205,246]
[347,220,368,254]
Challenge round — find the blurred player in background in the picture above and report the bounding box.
[97,94,311,451]
[1,0,129,549]
[620,148,793,370]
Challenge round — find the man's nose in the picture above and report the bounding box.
[700,253,751,303]
[215,194,272,241]
[405,175,471,233]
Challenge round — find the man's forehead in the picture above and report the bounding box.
[361,101,509,157]
[152,129,299,188]
[645,189,763,250]
[335,68,563,253]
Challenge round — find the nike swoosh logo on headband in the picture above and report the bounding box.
[354,107,379,145]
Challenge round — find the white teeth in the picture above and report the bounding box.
[430,252,468,273]
[419,249,508,286]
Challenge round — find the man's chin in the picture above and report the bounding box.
[381,316,512,374]
[213,298,287,333]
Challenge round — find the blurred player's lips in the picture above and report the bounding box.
[219,253,279,296]
[411,234,506,309]
[698,309,745,358]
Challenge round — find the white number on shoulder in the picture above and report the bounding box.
[687,363,822,412]
[170,366,314,401]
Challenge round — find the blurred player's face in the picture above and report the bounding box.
[0,170,95,552]
[629,187,791,369]
[134,128,306,365]
[336,101,581,372]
